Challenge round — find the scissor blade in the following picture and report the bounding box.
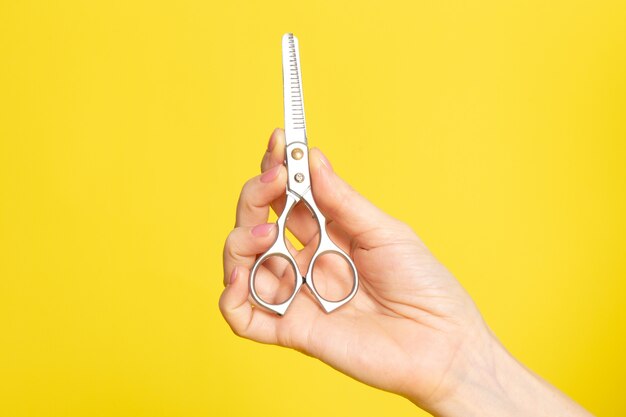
[282,33,307,145]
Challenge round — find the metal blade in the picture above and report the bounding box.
[282,33,307,145]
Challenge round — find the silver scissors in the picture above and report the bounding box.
[249,33,359,316]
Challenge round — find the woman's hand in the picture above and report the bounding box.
[219,129,592,417]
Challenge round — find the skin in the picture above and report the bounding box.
[219,128,594,417]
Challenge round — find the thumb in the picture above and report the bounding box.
[309,147,394,239]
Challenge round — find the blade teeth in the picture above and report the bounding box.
[283,33,306,134]
[287,35,304,129]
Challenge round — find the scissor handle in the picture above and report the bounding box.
[249,190,359,315]
[249,193,303,316]
[301,191,359,313]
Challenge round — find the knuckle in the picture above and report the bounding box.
[238,178,261,213]
[218,293,246,338]
[242,199,257,216]
[218,292,228,314]
[223,229,243,261]
[238,178,254,203]
[231,324,245,338]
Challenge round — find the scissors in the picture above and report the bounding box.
[249,33,359,316]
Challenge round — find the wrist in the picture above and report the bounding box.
[420,323,592,417]
[423,326,523,417]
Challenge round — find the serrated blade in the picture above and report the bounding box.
[282,33,307,145]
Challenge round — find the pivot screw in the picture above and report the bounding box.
[291,148,304,160]
[294,173,305,183]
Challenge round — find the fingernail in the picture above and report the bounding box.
[229,267,238,285]
[251,223,275,237]
[317,149,333,172]
[260,164,281,183]
[267,128,279,152]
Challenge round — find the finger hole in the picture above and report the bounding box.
[253,255,297,305]
[310,252,356,302]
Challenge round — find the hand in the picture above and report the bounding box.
[219,129,593,417]
[219,127,483,409]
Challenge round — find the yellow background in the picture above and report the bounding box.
[1,0,625,416]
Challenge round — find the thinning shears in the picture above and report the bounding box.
[249,33,359,315]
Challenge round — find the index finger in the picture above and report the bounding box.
[235,164,287,228]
